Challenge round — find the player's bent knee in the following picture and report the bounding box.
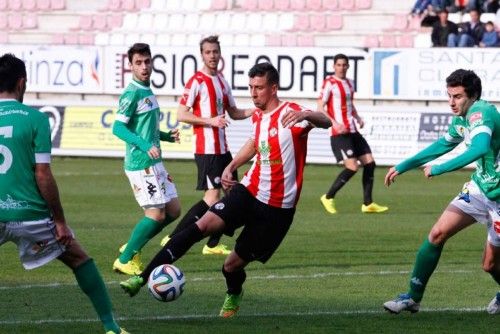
[428,228,447,245]
[59,242,90,269]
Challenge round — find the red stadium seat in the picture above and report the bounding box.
[388,14,408,31]
[135,0,150,9]
[258,0,273,11]
[22,0,36,10]
[36,0,50,10]
[310,13,327,32]
[79,33,95,45]
[122,0,136,11]
[338,0,354,10]
[107,13,123,29]
[322,0,338,10]
[243,0,257,10]
[297,34,314,46]
[326,14,342,30]
[290,0,305,11]
[306,0,321,11]
[397,34,414,47]
[292,13,309,31]
[355,0,371,9]
[93,14,108,31]
[0,31,7,43]
[7,14,23,29]
[211,0,227,10]
[50,0,64,10]
[265,33,282,46]
[274,0,290,11]
[0,14,7,30]
[281,34,297,46]
[23,13,38,29]
[379,34,396,47]
[51,33,64,44]
[0,0,6,10]
[8,0,22,10]
[106,0,121,10]
[364,34,379,47]
[64,33,78,44]
[78,15,93,30]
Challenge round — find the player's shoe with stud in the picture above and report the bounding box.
[383,293,420,314]
[361,202,389,213]
[202,244,231,255]
[120,275,144,297]
[113,258,142,276]
[320,194,337,214]
[105,328,130,334]
[487,292,500,314]
[160,235,171,247]
[219,291,243,318]
[119,243,144,271]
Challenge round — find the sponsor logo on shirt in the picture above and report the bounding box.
[0,195,30,210]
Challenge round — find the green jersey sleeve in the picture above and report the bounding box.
[33,112,51,154]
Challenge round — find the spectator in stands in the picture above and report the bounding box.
[412,0,432,16]
[483,0,499,13]
[431,0,453,12]
[479,21,500,46]
[448,9,485,46]
[431,9,459,46]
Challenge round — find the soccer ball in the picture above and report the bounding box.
[147,264,185,302]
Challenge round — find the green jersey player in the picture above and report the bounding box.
[0,53,128,334]
[383,69,500,315]
[112,43,181,276]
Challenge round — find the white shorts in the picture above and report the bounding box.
[0,217,67,270]
[125,162,178,209]
[450,181,500,247]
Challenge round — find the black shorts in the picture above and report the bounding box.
[330,132,371,162]
[194,152,237,190]
[209,184,295,264]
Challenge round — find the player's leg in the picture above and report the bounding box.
[120,211,227,296]
[321,136,358,214]
[220,252,248,318]
[59,240,123,333]
[483,217,500,314]
[384,204,475,313]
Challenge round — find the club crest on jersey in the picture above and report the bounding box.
[269,127,278,137]
[469,112,483,127]
[494,221,500,234]
[144,98,153,108]
[214,203,225,210]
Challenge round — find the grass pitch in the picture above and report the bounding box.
[0,158,498,333]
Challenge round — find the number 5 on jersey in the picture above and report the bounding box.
[0,126,13,174]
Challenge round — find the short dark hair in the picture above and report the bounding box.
[127,43,151,62]
[0,53,26,93]
[446,69,482,100]
[248,62,279,86]
[200,35,220,53]
[333,53,349,64]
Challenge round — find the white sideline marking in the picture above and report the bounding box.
[0,269,473,290]
[0,307,487,325]
[54,171,122,176]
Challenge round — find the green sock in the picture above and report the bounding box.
[408,238,443,302]
[74,259,120,333]
[120,216,159,263]
[147,214,176,239]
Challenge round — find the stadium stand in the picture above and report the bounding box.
[0,0,498,48]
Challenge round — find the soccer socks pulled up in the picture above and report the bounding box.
[206,232,224,248]
[119,216,160,263]
[74,259,120,334]
[362,162,375,205]
[408,238,443,303]
[148,213,177,239]
[140,223,205,281]
[222,266,246,295]
[326,168,356,199]
[170,200,209,236]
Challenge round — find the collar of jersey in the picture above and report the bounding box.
[131,78,150,89]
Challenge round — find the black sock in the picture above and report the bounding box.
[222,266,246,295]
[362,162,375,205]
[171,200,209,236]
[326,168,356,199]
[206,232,223,248]
[140,224,205,282]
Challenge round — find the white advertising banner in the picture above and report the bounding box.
[103,46,370,98]
[0,45,104,93]
[371,48,500,102]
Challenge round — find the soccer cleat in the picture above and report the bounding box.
[113,258,142,276]
[119,243,144,271]
[202,244,231,255]
[219,291,243,318]
[160,234,171,247]
[487,292,500,314]
[120,275,144,297]
[361,202,389,213]
[105,328,130,334]
[320,194,337,214]
[383,293,420,314]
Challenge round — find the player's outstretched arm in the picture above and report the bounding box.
[281,110,331,129]
[177,104,229,128]
[221,138,256,190]
[226,106,254,120]
[160,128,180,143]
[384,167,399,187]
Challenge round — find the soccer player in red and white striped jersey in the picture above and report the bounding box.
[120,62,331,318]
[318,53,388,214]
[160,36,253,255]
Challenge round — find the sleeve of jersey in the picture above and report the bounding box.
[224,77,237,108]
[112,121,152,152]
[319,80,331,102]
[179,77,199,107]
[430,111,493,176]
[34,113,52,163]
[395,137,459,174]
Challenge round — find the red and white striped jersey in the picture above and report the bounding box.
[240,101,313,209]
[180,71,236,154]
[318,75,357,136]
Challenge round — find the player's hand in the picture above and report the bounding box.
[357,117,365,129]
[281,110,307,128]
[54,220,74,246]
[147,146,161,159]
[170,128,180,143]
[332,122,347,134]
[384,167,399,187]
[210,115,229,128]
[423,165,433,178]
[221,167,237,190]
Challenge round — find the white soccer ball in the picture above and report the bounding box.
[147,264,185,302]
